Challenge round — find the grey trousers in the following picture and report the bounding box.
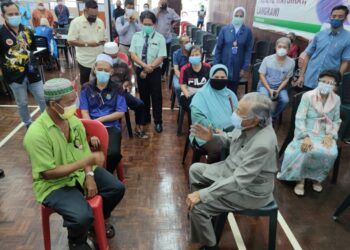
[189,163,241,247]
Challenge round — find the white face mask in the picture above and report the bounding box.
[276,48,287,57]
[125,8,134,17]
[38,5,45,10]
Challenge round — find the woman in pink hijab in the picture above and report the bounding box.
[278,69,342,196]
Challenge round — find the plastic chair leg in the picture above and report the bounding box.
[88,196,109,250]
[171,88,176,110]
[333,195,350,219]
[125,110,133,138]
[41,206,55,250]
[331,146,342,184]
[117,160,125,183]
[182,137,190,165]
[177,107,185,136]
[268,210,278,250]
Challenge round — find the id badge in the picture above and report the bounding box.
[231,47,238,55]
[27,62,35,73]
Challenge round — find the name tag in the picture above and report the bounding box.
[232,47,238,55]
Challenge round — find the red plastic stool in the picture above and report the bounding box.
[41,195,109,250]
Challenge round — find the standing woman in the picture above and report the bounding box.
[214,7,253,93]
[277,70,342,196]
[130,11,167,133]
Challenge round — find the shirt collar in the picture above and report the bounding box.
[142,30,155,38]
[328,27,344,36]
[41,110,80,130]
[241,126,262,141]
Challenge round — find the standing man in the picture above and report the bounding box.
[113,0,125,21]
[130,11,167,133]
[32,1,54,27]
[14,0,31,27]
[0,1,46,128]
[197,5,206,29]
[68,0,106,85]
[152,0,180,81]
[116,0,141,57]
[296,5,350,90]
[55,0,70,28]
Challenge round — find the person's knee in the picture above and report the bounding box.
[71,208,94,229]
[189,163,204,181]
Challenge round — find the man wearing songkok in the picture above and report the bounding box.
[24,78,125,250]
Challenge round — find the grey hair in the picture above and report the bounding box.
[276,37,291,48]
[241,92,273,128]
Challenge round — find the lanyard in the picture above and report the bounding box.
[4,23,28,47]
[228,96,234,113]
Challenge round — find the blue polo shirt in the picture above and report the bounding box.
[304,28,350,89]
[80,82,127,129]
[173,48,189,69]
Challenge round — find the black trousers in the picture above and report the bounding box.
[42,167,125,245]
[161,42,171,76]
[78,63,92,85]
[106,127,122,174]
[125,92,146,125]
[136,67,163,124]
[180,95,194,113]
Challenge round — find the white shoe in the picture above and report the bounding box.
[312,182,323,192]
[294,182,305,196]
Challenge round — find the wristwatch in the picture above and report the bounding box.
[86,171,94,177]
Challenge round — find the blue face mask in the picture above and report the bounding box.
[189,56,201,65]
[317,81,334,95]
[96,70,110,84]
[143,25,154,34]
[184,42,192,51]
[7,15,22,27]
[231,111,243,129]
[330,19,343,29]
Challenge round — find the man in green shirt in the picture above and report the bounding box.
[24,78,125,250]
[130,11,167,133]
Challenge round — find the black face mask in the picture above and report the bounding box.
[161,4,167,10]
[210,79,228,90]
[87,16,97,23]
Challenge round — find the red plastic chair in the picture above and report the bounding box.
[180,21,191,36]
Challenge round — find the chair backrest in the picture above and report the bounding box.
[206,22,213,33]
[81,119,108,167]
[55,28,69,35]
[186,25,196,37]
[34,36,50,49]
[211,23,218,35]
[340,72,350,104]
[251,62,262,92]
[203,33,216,47]
[191,27,200,42]
[255,40,271,61]
[215,24,224,37]
[203,38,217,57]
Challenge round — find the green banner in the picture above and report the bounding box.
[254,16,322,33]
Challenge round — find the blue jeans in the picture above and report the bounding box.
[173,75,181,104]
[9,77,46,126]
[258,85,289,119]
[124,92,145,125]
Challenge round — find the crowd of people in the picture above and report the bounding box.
[0,1,349,250]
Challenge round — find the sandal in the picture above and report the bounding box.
[294,182,305,196]
[135,131,149,139]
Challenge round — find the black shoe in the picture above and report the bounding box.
[0,169,4,178]
[68,242,93,250]
[344,138,350,144]
[155,124,163,133]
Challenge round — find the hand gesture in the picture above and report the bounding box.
[87,151,105,166]
[190,123,213,142]
[296,76,304,88]
[90,136,100,150]
[186,192,201,211]
[84,176,98,199]
[140,71,147,79]
[300,137,313,153]
[143,64,154,74]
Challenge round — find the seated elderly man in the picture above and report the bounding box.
[24,78,125,250]
[187,92,278,250]
[80,54,127,174]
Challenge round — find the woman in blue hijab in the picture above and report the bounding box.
[190,64,238,163]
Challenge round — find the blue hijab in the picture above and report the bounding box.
[190,64,238,145]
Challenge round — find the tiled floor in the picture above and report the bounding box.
[0,61,349,250]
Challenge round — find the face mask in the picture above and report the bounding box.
[144,7,149,11]
[7,15,22,27]
[232,16,244,26]
[210,78,228,90]
[87,16,97,23]
[276,48,287,57]
[161,4,167,10]
[56,103,77,120]
[317,81,334,95]
[38,5,44,10]
[126,8,134,17]
[189,56,201,65]
[143,25,154,34]
[184,42,192,51]
[330,19,343,29]
[96,70,110,84]
[231,111,243,129]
